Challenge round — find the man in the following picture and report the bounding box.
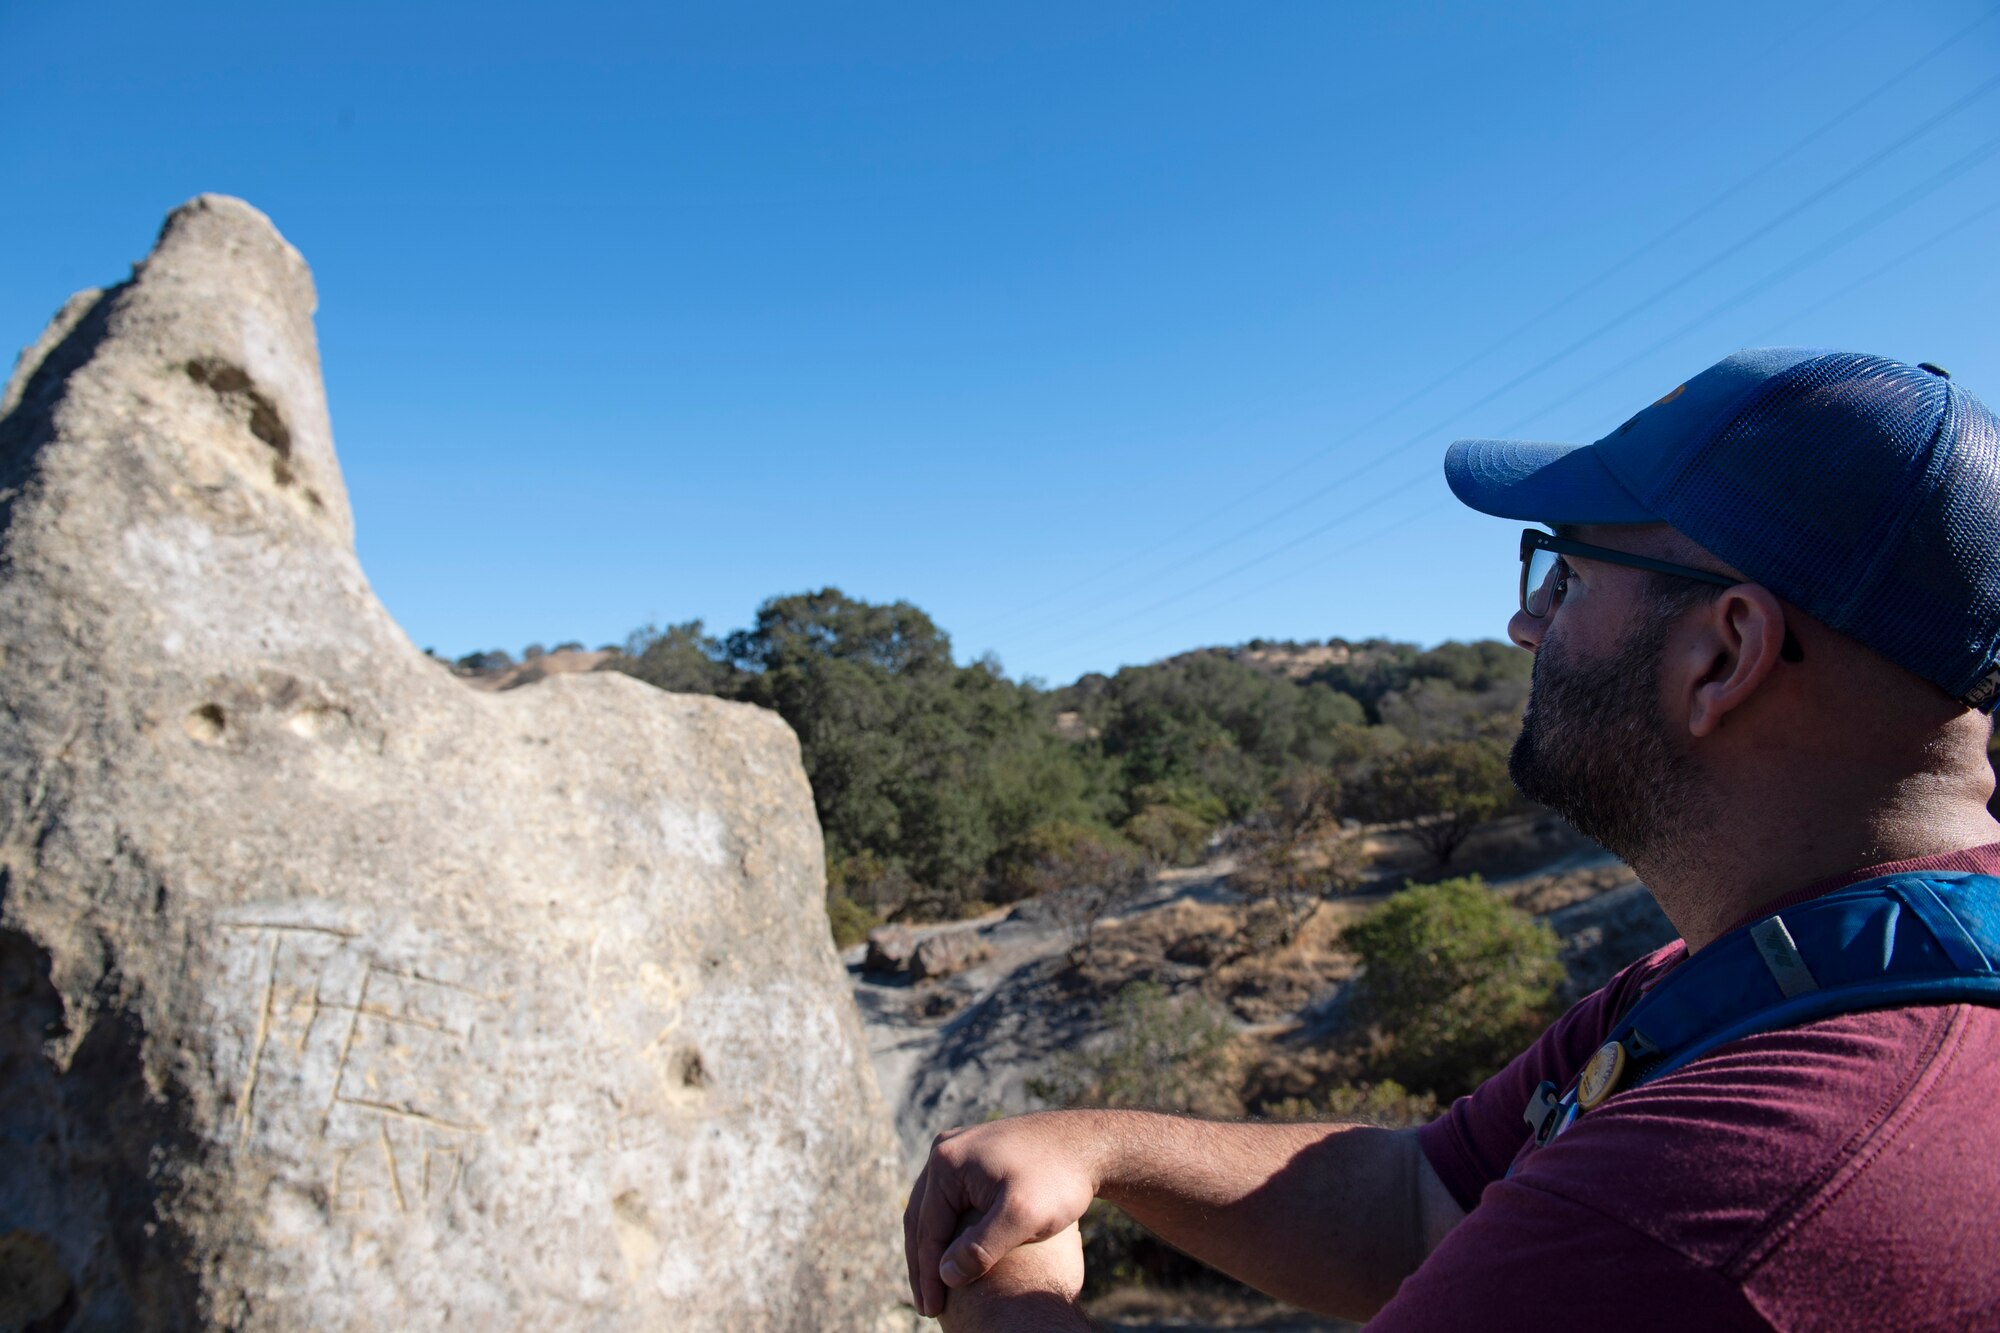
[903,349,2000,1330]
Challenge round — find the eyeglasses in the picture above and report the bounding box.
[1518,528,1804,662]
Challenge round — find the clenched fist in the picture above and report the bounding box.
[902,1112,1108,1319]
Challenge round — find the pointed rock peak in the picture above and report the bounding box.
[2,192,352,548]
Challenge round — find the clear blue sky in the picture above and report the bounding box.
[6,2,1998,685]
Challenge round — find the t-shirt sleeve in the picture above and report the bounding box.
[1366,1175,1766,1333]
[1417,943,1682,1213]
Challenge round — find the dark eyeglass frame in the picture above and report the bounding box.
[1518,528,1804,663]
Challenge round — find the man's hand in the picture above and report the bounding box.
[936,1219,1088,1333]
[903,1112,1104,1318]
[906,1108,1465,1322]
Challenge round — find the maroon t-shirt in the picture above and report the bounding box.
[1377,844,2000,1333]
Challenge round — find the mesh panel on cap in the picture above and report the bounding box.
[1653,353,2000,702]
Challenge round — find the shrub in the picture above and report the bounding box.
[1260,1080,1440,1128]
[992,820,1140,903]
[1032,980,1239,1118]
[1122,803,1210,866]
[1343,876,1562,1099]
[828,850,923,920]
[1125,780,1228,826]
[826,893,878,949]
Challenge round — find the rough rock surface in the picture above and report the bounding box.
[910,931,990,982]
[863,925,916,975]
[0,196,906,1331]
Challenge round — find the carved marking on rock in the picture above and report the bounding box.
[218,921,358,939]
[336,1095,488,1136]
[321,963,372,1136]
[377,1120,408,1214]
[234,935,281,1142]
[330,1146,367,1215]
[213,919,503,1225]
[422,1144,464,1202]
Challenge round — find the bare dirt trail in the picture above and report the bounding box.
[852,835,1668,1177]
[849,863,1239,1176]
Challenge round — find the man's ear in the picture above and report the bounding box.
[1683,585,1788,738]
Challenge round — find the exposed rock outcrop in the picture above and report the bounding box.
[863,925,917,975]
[910,931,990,982]
[0,196,905,1330]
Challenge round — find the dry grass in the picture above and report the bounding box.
[1086,1284,1360,1331]
[1504,859,1638,915]
[1360,810,1600,884]
[1076,897,1369,1026]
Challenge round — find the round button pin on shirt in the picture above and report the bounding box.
[1575,1041,1629,1111]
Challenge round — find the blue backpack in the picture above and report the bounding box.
[1523,871,2000,1149]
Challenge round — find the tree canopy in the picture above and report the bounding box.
[596,596,1534,930]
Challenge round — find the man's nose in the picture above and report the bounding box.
[1508,607,1544,653]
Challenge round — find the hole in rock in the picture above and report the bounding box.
[674,1048,708,1090]
[184,357,295,470]
[183,704,226,745]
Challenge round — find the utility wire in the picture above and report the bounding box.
[1110,184,2000,667]
[968,3,1994,639]
[1030,469,1437,649]
[1079,500,1460,669]
[1742,191,2000,345]
[982,57,2000,649]
[967,0,1887,637]
[1035,140,2000,669]
[1496,128,2000,437]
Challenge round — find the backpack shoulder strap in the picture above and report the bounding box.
[1521,872,2000,1150]
[1621,871,2000,1085]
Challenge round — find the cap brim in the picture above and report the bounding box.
[1445,438,1659,524]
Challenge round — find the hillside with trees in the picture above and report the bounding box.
[455,589,1534,942]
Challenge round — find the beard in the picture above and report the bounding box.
[1509,605,1714,867]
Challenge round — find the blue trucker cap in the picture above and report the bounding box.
[1444,348,2000,712]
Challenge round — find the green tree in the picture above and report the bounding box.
[1343,876,1563,1099]
[603,620,740,695]
[1232,766,1365,947]
[1080,654,1365,818]
[1346,737,1516,866]
[722,590,1120,918]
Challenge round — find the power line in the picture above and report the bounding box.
[966,3,1995,640]
[965,0,1890,638]
[1033,142,2000,671]
[1743,192,2000,344]
[1084,500,1460,670]
[978,56,2000,651]
[1030,469,1437,650]
[1497,128,2000,437]
[1086,185,2000,669]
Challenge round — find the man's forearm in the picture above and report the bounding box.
[1078,1110,1446,1319]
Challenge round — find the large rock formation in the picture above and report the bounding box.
[0,196,907,1330]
